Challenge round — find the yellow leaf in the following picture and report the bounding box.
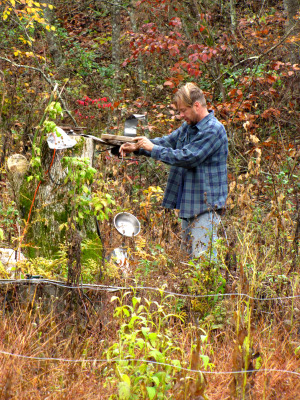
[48,4,54,9]
[51,26,55,31]
[249,134,260,144]
[11,0,15,7]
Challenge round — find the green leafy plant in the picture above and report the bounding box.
[28,100,64,182]
[183,256,226,320]
[61,157,114,226]
[0,201,20,242]
[104,291,184,399]
[61,156,97,225]
[56,156,114,283]
[104,291,211,399]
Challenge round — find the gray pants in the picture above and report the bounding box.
[181,211,221,259]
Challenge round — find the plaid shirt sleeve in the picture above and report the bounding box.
[150,122,226,168]
[138,127,181,156]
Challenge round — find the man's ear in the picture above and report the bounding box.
[193,101,202,110]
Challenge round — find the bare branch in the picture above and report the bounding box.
[212,22,299,85]
[0,56,77,125]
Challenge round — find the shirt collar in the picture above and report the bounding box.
[180,110,214,139]
[194,110,214,130]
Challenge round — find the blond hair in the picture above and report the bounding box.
[173,82,206,108]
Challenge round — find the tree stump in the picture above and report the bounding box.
[19,137,101,264]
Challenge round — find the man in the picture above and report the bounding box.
[120,82,228,259]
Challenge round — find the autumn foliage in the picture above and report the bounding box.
[0,0,299,399]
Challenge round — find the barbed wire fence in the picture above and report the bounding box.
[0,279,299,379]
[0,349,299,378]
[0,279,299,301]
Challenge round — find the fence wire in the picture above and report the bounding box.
[0,279,299,379]
[0,279,299,301]
[0,349,299,377]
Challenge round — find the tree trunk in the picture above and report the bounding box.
[229,0,237,35]
[128,2,146,93]
[284,0,300,64]
[43,0,65,70]
[111,0,121,87]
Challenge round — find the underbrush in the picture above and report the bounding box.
[0,279,298,399]
[1,151,299,399]
[0,0,299,397]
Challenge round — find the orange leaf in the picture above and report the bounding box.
[164,81,174,87]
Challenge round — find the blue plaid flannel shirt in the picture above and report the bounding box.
[140,110,228,219]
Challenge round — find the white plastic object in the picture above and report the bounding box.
[47,127,77,150]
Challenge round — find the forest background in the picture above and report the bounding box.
[0,0,299,399]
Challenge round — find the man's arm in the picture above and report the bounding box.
[151,127,227,169]
[119,125,182,157]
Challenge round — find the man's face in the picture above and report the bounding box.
[177,101,201,125]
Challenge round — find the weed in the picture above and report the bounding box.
[0,201,20,243]
[104,291,211,399]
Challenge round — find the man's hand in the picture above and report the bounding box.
[135,136,154,152]
[119,142,139,157]
[119,136,154,157]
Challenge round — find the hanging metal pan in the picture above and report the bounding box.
[113,212,140,237]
